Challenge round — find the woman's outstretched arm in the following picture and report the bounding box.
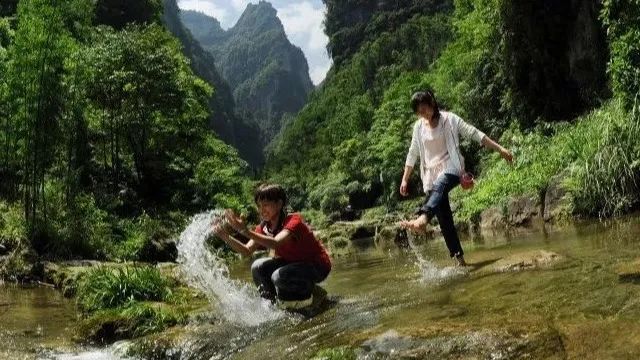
[481,136,514,164]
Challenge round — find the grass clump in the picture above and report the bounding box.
[76,265,172,312]
[74,265,193,343]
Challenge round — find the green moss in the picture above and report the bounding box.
[311,346,357,360]
[75,301,186,344]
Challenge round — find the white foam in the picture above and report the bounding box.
[176,211,285,326]
[407,235,468,285]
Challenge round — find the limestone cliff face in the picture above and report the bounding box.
[162,0,263,167]
[501,0,609,120]
[181,2,314,144]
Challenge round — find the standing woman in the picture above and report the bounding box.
[213,184,331,308]
[399,91,513,266]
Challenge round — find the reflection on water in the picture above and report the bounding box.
[3,215,640,359]
[0,284,77,360]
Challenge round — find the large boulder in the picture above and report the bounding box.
[507,195,542,226]
[544,175,572,222]
[480,207,506,229]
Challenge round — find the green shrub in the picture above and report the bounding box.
[0,201,26,251]
[601,0,640,108]
[76,266,171,312]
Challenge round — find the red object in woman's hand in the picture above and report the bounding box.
[460,172,474,190]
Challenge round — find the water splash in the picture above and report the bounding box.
[176,210,285,326]
[42,341,132,360]
[406,233,468,285]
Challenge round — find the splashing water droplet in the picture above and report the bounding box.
[407,234,468,285]
[176,211,285,326]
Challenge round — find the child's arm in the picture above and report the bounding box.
[213,225,258,257]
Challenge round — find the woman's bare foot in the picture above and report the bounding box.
[398,214,428,235]
[453,253,468,267]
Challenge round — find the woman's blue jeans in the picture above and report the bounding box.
[417,173,464,258]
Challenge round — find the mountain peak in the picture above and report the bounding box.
[180,9,226,46]
[232,1,283,34]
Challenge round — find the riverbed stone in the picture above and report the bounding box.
[507,195,542,226]
[544,175,572,222]
[489,250,563,272]
[358,327,565,359]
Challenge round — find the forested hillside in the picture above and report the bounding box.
[0,0,253,278]
[162,0,263,167]
[181,2,314,144]
[267,0,636,223]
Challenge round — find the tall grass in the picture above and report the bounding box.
[453,99,637,221]
[76,266,171,312]
[572,108,640,216]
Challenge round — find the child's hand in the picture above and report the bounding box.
[212,223,229,240]
[224,209,247,233]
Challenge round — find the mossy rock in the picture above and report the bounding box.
[615,258,640,283]
[0,245,40,282]
[311,346,357,360]
[75,302,185,345]
[486,250,563,273]
[127,327,185,360]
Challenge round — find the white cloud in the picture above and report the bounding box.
[310,59,332,85]
[230,0,252,11]
[178,0,229,24]
[277,1,331,84]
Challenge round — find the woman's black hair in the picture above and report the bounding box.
[411,90,440,119]
[254,184,288,234]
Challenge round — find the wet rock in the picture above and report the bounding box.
[544,175,572,222]
[361,330,418,355]
[489,250,563,272]
[480,207,506,229]
[507,195,542,226]
[140,237,178,263]
[358,327,565,359]
[351,225,376,240]
[615,258,640,283]
[0,245,40,282]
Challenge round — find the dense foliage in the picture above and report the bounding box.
[323,0,453,65]
[267,0,615,220]
[0,0,253,265]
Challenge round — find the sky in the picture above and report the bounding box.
[177,0,332,85]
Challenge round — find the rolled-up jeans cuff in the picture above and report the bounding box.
[415,206,433,220]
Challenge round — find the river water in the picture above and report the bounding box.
[2,214,640,359]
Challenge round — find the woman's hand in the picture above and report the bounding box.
[500,147,514,164]
[224,209,248,234]
[400,179,409,197]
